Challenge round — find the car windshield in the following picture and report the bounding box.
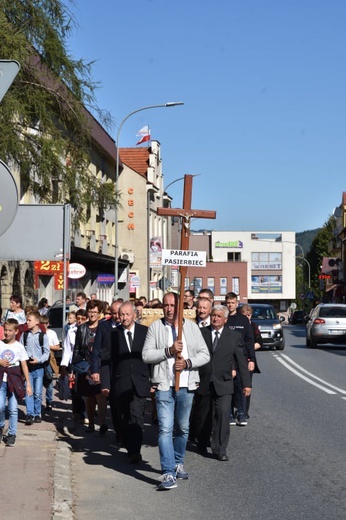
[319,306,346,318]
[47,307,62,328]
[251,306,276,320]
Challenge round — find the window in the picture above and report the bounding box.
[227,252,241,262]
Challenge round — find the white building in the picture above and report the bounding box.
[211,230,296,309]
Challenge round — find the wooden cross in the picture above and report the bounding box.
[157,174,216,390]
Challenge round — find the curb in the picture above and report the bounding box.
[52,441,74,519]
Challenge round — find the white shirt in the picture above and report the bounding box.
[47,329,60,347]
[198,317,210,328]
[165,322,189,388]
[123,324,135,352]
[61,324,77,366]
[0,340,29,382]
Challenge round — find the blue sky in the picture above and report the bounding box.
[67,0,346,233]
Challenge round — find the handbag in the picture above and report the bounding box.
[72,359,90,374]
[43,365,53,388]
[58,374,70,400]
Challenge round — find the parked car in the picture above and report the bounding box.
[248,303,285,350]
[305,303,346,348]
[289,310,304,324]
[47,301,75,345]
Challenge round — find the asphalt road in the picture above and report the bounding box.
[69,325,346,520]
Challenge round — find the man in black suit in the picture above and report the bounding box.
[196,304,252,461]
[101,301,150,463]
[225,292,255,426]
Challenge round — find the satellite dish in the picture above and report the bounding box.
[0,160,18,236]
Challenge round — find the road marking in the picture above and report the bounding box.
[280,354,346,395]
[273,355,337,395]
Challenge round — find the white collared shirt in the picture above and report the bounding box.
[165,322,189,388]
[123,324,135,352]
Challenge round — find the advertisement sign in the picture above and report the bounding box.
[251,275,282,293]
[97,274,115,284]
[68,263,86,279]
[149,236,162,268]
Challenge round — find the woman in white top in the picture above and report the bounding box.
[3,296,26,325]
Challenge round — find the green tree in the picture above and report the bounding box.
[306,215,336,302]
[0,0,116,226]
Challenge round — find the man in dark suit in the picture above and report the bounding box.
[90,299,122,436]
[101,301,150,464]
[196,304,252,461]
[225,292,255,426]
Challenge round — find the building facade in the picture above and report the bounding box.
[182,230,296,311]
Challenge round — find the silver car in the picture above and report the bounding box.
[306,303,346,348]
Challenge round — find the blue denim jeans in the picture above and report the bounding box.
[0,381,18,435]
[155,387,194,476]
[25,367,44,417]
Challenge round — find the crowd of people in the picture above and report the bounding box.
[0,289,261,491]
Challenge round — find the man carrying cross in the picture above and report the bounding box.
[142,174,214,490]
[142,291,209,490]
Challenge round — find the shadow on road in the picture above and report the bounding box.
[50,395,162,487]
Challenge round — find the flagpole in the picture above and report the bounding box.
[114,102,184,298]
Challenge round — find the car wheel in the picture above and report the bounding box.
[276,338,285,350]
[306,336,311,348]
[310,336,318,349]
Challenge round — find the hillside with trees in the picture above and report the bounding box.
[296,229,320,255]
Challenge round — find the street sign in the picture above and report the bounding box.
[0,160,18,237]
[0,60,20,103]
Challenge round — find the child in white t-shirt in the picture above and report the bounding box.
[0,319,32,446]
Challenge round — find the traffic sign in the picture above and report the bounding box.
[0,160,18,236]
[0,60,20,103]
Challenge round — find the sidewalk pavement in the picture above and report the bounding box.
[0,386,74,520]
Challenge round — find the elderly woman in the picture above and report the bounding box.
[4,295,26,325]
[72,299,108,434]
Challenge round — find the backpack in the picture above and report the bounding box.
[23,330,49,366]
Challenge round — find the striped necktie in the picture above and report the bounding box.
[212,330,219,351]
[127,330,133,351]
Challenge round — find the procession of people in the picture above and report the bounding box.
[0,288,260,491]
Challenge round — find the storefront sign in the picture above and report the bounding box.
[215,240,243,248]
[97,274,115,284]
[68,263,86,279]
[34,260,65,274]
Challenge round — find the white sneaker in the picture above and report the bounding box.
[157,473,177,490]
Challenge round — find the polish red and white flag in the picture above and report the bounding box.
[136,125,151,145]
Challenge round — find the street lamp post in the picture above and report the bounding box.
[293,243,311,288]
[114,101,184,298]
[296,256,311,288]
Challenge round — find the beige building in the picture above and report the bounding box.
[118,141,173,300]
[0,114,125,309]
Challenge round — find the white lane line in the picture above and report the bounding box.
[274,356,336,394]
[280,353,346,395]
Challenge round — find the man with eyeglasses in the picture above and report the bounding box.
[184,290,195,309]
